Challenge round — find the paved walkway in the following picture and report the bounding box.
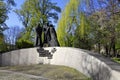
[0,70,48,80]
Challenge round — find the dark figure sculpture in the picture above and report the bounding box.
[46,24,60,46]
[35,23,59,59]
[35,23,59,47]
[35,23,43,47]
[43,23,49,44]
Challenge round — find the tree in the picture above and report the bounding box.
[15,0,61,42]
[57,0,92,47]
[0,0,15,29]
[0,0,8,40]
[4,26,23,50]
[73,13,92,49]
[57,0,80,46]
[57,0,120,57]
[84,0,120,57]
[88,0,120,57]
[0,0,15,52]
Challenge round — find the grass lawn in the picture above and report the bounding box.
[0,64,90,80]
[112,57,120,64]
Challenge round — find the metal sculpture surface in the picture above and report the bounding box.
[35,23,43,47]
[35,23,59,59]
[35,23,59,47]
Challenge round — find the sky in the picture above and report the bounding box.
[5,0,69,28]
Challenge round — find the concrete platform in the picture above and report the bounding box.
[0,47,120,80]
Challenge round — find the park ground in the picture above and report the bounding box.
[0,64,90,80]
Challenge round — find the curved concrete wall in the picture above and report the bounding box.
[1,48,40,66]
[0,47,120,80]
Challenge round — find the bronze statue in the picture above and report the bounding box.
[35,23,59,47]
[35,23,59,59]
[46,24,60,46]
[35,23,43,47]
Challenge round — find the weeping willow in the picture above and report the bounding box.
[57,0,91,46]
[57,0,80,46]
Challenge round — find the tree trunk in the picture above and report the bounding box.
[112,39,116,57]
[105,44,110,57]
[98,43,101,54]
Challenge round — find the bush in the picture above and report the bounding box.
[73,37,92,50]
[0,43,7,53]
[0,42,13,53]
[112,57,120,64]
[16,39,34,49]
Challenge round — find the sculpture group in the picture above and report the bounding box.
[35,23,60,47]
[35,23,59,59]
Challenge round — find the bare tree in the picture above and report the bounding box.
[4,26,23,50]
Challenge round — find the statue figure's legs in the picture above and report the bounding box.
[47,27,60,47]
[39,36,43,47]
[35,36,38,46]
[35,35,43,47]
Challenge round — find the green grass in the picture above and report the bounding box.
[112,57,120,64]
[0,64,90,80]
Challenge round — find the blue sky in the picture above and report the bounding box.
[5,0,69,28]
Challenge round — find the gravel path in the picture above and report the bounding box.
[0,70,48,80]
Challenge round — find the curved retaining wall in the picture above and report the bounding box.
[0,47,120,80]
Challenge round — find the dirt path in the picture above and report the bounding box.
[0,70,48,80]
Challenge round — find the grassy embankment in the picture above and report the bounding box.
[0,64,91,80]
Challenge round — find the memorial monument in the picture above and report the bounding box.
[35,23,59,59]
